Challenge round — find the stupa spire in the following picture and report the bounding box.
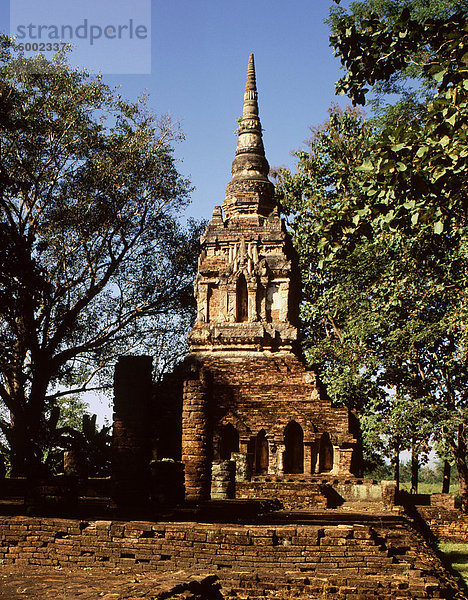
[242,53,259,120]
[223,53,276,222]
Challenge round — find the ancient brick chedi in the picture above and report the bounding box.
[182,54,359,502]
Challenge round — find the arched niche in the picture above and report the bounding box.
[219,423,240,460]
[236,274,248,322]
[319,432,334,472]
[248,429,269,475]
[207,283,219,322]
[283,420,304,474]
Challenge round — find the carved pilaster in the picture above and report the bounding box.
[276,443,285,475]
[259,278,268,322]
[247,282,258,322]
[226,283,236,323]
[218,286,225,323]
[267,439,276,475]
[279,281,289,323]
[304,444,312,475]
[200,283,209,323]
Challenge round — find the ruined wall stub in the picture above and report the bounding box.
[112,355,153,506]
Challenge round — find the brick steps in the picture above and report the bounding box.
[0,514,464,599]
[236,481,328,509]
[218,526,407,596]
[340,500,388,511]
[259,509,406,527]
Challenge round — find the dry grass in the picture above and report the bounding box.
[439,542,468,586]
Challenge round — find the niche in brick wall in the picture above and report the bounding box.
[283,420,304,474]
[319,433,334,472]
[236,275,248,322]
[219,423,240,460]
[207,284,219,322]
[249,429,269,474]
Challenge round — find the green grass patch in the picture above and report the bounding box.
[439,542,468,586]
[400,482,460,496]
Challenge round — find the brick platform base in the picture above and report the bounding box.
[417,506,468,542]
[0,512,465,599]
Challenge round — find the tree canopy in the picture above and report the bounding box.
[276,1,468,509]
[327,0,467,238]
[0,39,201,476]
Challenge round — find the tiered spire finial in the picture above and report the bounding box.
[242,53,259,120]
[234,53,264,162]
[223,53,276,221]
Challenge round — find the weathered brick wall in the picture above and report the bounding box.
[180,355,358,501]
[178,354,365,503]
[203,356,351,443]
[0,516,460,599]
[192,355,356,469]
[236,480,328,509]
[112,356,153,505]
[418,506,468,542]
[430,493,457,509]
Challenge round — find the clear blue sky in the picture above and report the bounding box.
[135,0,351,221]
[131,0,352,220]
[1,0,354,420]
[3,0,353,222]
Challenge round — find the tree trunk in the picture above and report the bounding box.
[8,411,43,478]
[9,434,33,477]
[8,412,29,477]
[446,428,468,513]
[8,362,52,478]
[442,460,451,494]
[393,444,400,492]
[455,459,468,513]
[410,444,418,494]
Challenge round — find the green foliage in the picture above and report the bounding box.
[276,1,468,509]
[276,106,435,465]
[76,413,112,477]
[329,0,466,103]
[55,396,89,432]
[365,462,394,482]
[0,38,201,476]
[438,542,468,585]
[43,410,111,477]
[326,1,468,510]
[326,1,467,239]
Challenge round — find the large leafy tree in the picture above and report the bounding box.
[328,0,464,117]
[0,39,200,477]
[328,0,468,507]
[276,1,468,509]
[275,107,436,479]
[327,0,467,236]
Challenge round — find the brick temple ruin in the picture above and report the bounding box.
[1,54,467,600]
[113,54,368,510]
[181,53,361,505]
